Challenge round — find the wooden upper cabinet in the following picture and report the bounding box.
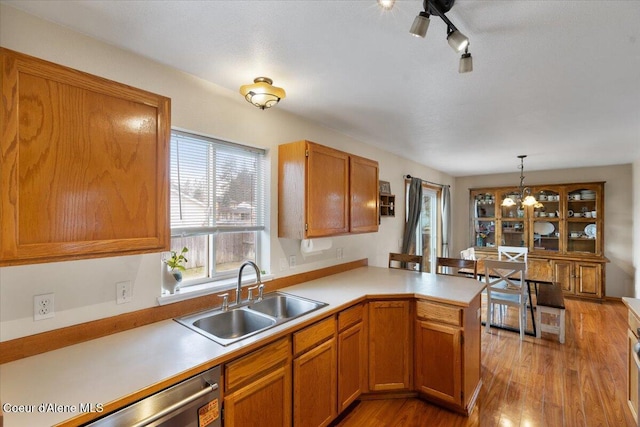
[349,155,379,233]
[278,140,378,239]
[0,48,170,265]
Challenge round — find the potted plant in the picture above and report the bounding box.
[162,247,188,294]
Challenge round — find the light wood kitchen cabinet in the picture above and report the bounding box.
[367,300,412,392]
[337,303,366,412]
[278,140,378,239]
[292,316,337,427]
[471,182,607,301]
[224,338,292,427]
[414,297,481,415]
[0,48,170,266]
[349,155,379,233]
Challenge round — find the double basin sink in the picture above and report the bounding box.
[176,292,327,346]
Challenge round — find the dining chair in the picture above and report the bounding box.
[497,246,528,263]
[460,247,476,260]
[388,253,423,272]
[435,257,477,279]
[484,260,528,340]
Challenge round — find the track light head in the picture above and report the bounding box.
[459,49,473,73]
[409,11,431,38]
[447,29,469,52]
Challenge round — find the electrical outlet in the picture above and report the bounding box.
[289,255,296,269]
[336,248,343,259]
[280,257,288,271]
[34,293,55,321]
[116,281,133,304]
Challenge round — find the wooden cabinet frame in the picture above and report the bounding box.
[471,182,607,300]
[278,140,379,239]
[0,48,170,265]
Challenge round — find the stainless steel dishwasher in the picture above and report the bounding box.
[84,365,221,427]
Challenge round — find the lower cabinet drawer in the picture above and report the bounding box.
[416,300,462,327]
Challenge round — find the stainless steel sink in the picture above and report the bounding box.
[194,309,276,339]
[176,292,327,346]
[247,293,325,319]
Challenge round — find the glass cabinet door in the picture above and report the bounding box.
[499,190,526,247]
[531,187,561,253]
[471,191,496,248]
[565,184,600,255]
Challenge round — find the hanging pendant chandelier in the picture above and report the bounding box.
[501,155,539,208]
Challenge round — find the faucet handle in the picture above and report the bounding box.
[257,284,265,301]
[247,285,259,302]
[218,293,229,311]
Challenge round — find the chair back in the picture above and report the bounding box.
[484,260,527,298]
[388,253,423,272]
[436,257,477,279]
[460,247,476,260]
[498,246,528,263]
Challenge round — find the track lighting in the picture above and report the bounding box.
[459,48,472,73]
[406,0,473,73]
[377,0,395,10]
[447,29,469,53]
[409,11,430,38]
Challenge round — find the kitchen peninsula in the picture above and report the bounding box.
[0,266,485,426]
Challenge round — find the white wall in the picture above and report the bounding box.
[0,5,454,341]
[454,164,634,298]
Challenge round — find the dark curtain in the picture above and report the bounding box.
[441,185,451,257]
[402,177,423,255]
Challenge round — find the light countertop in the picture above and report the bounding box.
[0,266,485,426]
[623,297,640,318]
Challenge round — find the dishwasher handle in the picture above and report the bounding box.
[130,381,219,427]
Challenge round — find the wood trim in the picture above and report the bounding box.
[0,259,368,364]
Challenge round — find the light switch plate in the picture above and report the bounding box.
[116,281,132,304]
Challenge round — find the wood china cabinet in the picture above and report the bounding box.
[0,48,170,265]
[278,140,379,239]
[470,182,607,300]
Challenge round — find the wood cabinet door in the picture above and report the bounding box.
[553,260,574,294]
[293,338,337,427]
[349,155,378,233]
[224,365,292,427]
[628,328,639,423]
[368,300,412,391]
[415,320,461,406]
[338,321,365,412]
[0,48,169,265]
[306,142,349,237]
[575,262,602,298]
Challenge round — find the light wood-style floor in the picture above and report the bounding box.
[335,298,635,427]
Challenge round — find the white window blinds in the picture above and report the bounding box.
[170,130,266,236]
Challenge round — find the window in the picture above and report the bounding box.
[169,130,266,285]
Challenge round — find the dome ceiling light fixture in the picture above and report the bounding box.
[377,0,396,10]
[405,0,473,73]
[239,77,286,110]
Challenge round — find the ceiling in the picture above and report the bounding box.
[4,0,640,176]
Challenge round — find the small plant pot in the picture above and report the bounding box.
[162,266,182,294]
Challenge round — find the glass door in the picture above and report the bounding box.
[499,190,526,247]
[471,191,496,248]
[565,184,600,255]
[530,187,562,254]
[418,187,439,273]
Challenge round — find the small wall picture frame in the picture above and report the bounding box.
[379,180,391,195]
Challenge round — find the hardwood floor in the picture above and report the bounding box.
[334,298,635,426]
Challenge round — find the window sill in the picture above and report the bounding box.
[157,273,274,306]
